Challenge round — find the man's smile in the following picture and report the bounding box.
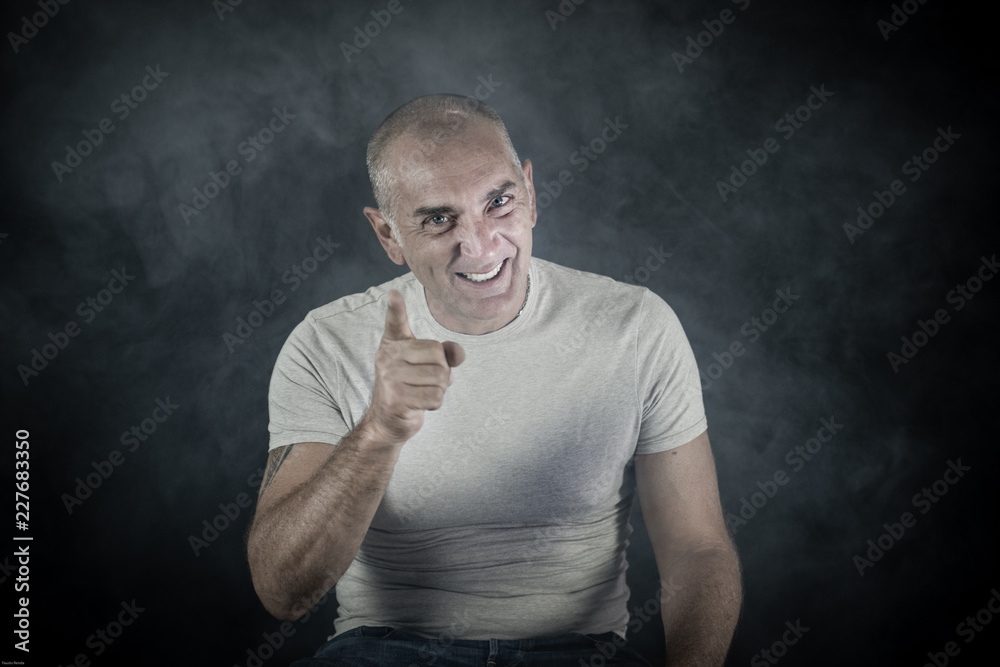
[456,258,506,283]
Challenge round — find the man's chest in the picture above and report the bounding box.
[356,347,640,530]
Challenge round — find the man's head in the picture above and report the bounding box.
[364,94,537,335]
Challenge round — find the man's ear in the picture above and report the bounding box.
[521,159,537,227]
[364,207,406,266]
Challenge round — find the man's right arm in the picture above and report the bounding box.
[246,290,464,622]
[246,417,402,622]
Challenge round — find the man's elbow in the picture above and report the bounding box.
[247,546,303,621]
[245,515,343,621]
[249,566,321,622]
[257,587,308,622]
[248,551,338,622]
[703,540,742,581]
[658,540,742,581]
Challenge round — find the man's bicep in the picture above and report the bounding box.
[256,442,337,513]
[634,430,731,554]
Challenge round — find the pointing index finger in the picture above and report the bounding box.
[383,289,414,341]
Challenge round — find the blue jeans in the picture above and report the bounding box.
[289,625,655,666]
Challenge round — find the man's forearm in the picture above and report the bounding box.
[659,543,743,667]
[247,418,402,620]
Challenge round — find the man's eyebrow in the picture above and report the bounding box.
[411,204,459,219]
[485,181,517,202]
[410,181,519,219]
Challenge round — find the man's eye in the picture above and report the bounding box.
[427,215,449,225]
[490,195,511,208]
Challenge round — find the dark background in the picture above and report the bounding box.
[2,0,997,665]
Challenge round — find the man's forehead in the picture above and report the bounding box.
[390,130,519,209]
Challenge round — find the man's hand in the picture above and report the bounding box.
[362,289,465,445]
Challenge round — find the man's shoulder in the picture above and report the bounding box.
[534,256,649,306]
[288,271,419,342]
[533,256,685,336]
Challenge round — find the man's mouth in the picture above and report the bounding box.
[457,259,506,283]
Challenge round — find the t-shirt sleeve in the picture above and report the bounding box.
[634,289,708,455]
[267,317,350,451]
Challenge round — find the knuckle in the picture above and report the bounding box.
[377,342,400,365]
[433,342,448,362]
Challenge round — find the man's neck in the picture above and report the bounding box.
[425,273,531,335]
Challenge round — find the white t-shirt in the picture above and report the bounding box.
[267,256,707,640]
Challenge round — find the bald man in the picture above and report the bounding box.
[246,95,742,666]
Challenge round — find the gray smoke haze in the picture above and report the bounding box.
[1,0,997,664]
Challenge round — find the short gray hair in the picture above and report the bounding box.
[366,94,524,247]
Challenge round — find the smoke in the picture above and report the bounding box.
[1,0,996,664]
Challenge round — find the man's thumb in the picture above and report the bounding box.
[442,341,465,368]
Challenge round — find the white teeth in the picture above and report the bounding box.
[460,260,503,282]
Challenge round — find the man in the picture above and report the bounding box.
[246,94,742,666]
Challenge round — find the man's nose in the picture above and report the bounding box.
[456,216,496,257]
